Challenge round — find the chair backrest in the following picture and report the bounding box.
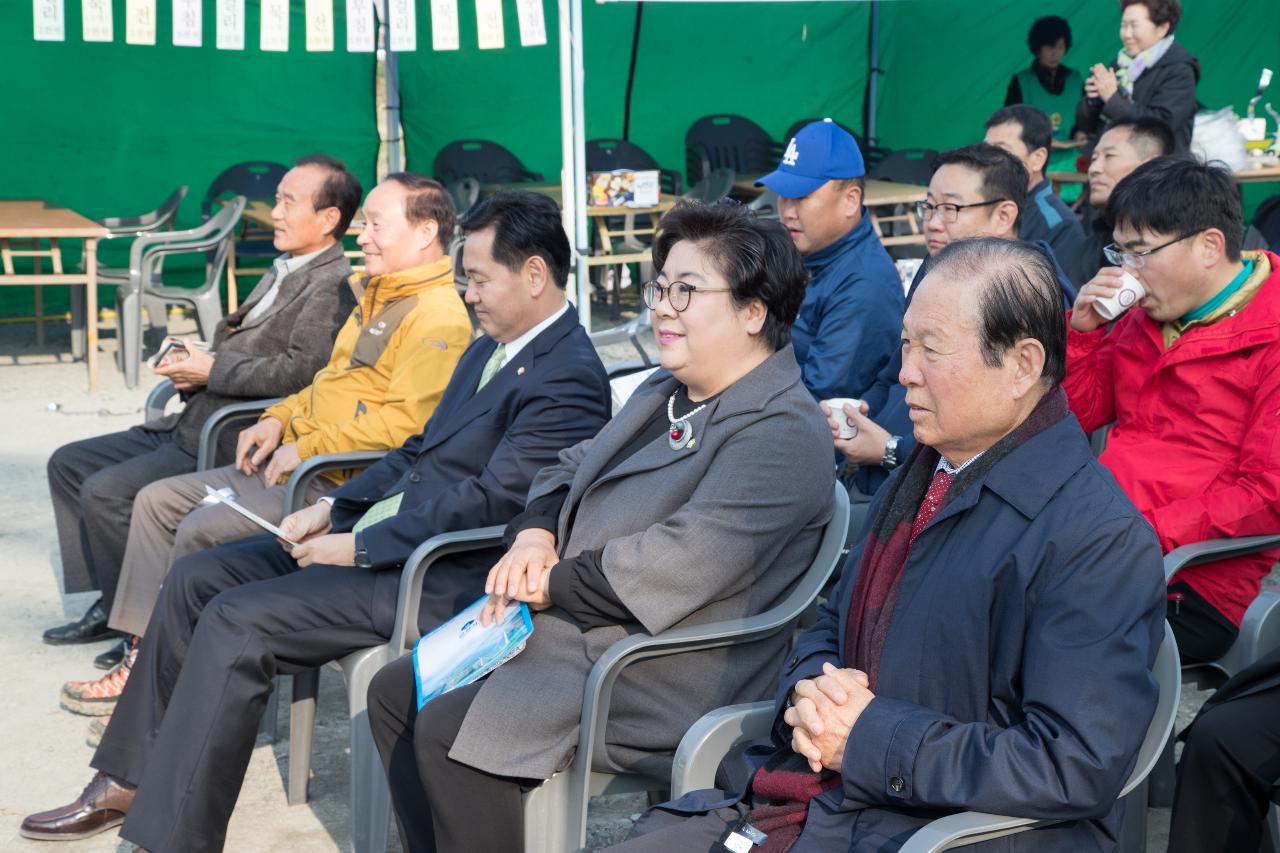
[101,185,189,235]
[200,161,288,219]
[587,138,682,195]
[684,114,780,185]
[131,196,246,288]
[748,188,780,220]
[684,167,736,204]
[870,148,939,185]
[447,176,481,216]
[433,139,543,185]
[1121,621,1180,798]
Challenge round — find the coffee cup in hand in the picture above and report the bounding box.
[823,397,864,439]
[1093,272,1146,320]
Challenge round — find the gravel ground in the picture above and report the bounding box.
[1,308,1265,853]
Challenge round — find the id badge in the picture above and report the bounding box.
[717,818,767,852]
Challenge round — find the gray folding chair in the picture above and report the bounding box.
[118,196,244,388]
[672,622,1181,853]
[522,485,849,853]
[588,310,653,367]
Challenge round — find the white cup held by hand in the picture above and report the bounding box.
[823,397,864,438]
[1093,272,1146,320]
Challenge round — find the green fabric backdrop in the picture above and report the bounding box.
[0,0,378,316]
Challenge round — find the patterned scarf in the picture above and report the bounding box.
[744,387,1071,852]
[1115,35,1174,97]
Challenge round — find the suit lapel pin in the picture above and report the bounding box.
[517,366,526,376]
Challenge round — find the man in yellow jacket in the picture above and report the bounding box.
[61,173,472,725]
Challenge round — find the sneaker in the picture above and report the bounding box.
[60,640,137,717]
[86,714,110,748]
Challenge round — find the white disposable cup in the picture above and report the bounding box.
[1094,272,1146,320]
[823,397,864,439]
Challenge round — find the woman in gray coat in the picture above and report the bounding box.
[366,201,837,852]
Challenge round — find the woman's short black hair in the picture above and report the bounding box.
[384,172,457,243]
[651,201,808,352]
[1108,156,1243,261]
[1028,15,1072,54]
[294,153,363,238]
[932,238,1067,387]
[1120,0,1182,34]
[459,190,571,288]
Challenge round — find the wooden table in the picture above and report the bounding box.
[1050,162,1280,194]
[0,201,107,391]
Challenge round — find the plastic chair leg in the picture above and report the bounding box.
[288,669,320,806]
[1116,778,1148,853]
[1148,732,1177,809]
[69,286,86,360]
[344,649,394,853]
[259,676,280,742]
[116,287,142,388]
[523,772,574,853]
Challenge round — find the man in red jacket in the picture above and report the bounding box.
[1064,156,1280,663]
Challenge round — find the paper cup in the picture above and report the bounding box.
[823,397,863,439]
[1094,272,1146,320]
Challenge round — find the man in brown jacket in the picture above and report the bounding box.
[42,154,360,656]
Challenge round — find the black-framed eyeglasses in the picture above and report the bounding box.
[641,280,732,313]
[1103,232,1199,269]
[915,199,1008,223]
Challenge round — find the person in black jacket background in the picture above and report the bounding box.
[1075,0,1199,153]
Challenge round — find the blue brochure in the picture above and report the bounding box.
[412,595,534,710]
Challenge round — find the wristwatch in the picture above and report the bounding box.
[353,530,373,569]
[881,435,902,470]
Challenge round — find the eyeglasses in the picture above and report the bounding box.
[1103,232,1198,268]
[915,199,1008,223]
[641,280,732,313]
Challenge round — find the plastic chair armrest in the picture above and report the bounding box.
[144,379,179,422]
[283,450,389,514]
[670,702,773,797]
[195,397,283,471]
[1164,535,1280,582]
[389,527,508,651]
[897,812,1045,853]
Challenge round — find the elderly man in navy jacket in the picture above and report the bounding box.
[20,191,612,852]
[757,119,904,403]
[609,237,1165,853]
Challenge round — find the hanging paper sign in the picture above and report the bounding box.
[345,0,374,52]
[126,0,155,44]
[429,0,456,51]
[388,0,417,51]
[172,0,201,46]
[33,0,66,41]
[82,0,114,42]
[514,0,545,47]
[305,0,333,50]
[215,0,243,49]
[260,0,289,51]
[475,0,503,49]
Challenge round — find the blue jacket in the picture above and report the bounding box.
[327,307,611,587]
[791,214,904,402]
[1020,179,1087,290]
[773,414,1166,851]
[853,242,1076,500]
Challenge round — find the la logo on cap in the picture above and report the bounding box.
[782,137,799,167]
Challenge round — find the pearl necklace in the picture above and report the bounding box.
[667,390,709,450]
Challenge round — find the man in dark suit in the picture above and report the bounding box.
[20,190,612,852]
[42,154,362,651]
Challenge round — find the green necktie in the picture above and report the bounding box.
[353,492,404,533]
[476,343,506,393]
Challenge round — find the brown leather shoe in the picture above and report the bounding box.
[19,771,135,840]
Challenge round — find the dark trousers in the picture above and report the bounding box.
[368,656,530,853]
[1168,579,1240,665]
[1168,660,1280,853]
[47,425,195,606]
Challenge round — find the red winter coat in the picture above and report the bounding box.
[1063,251,1280,626]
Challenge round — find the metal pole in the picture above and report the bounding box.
[558,0,586,325]
[866,0,879,145]
[384,19,403,175]
[570,0,591,329]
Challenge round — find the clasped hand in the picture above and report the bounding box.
[1085,63,1119,103]
[277,501,355,567]
[479,528,558,626]
[235,417,302,485]
[783,662,875,773]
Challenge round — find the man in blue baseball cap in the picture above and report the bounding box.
[757,119,904,406]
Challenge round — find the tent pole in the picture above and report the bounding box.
[570,0,591,329]
[384,17,402,175]
[558,0,586,326]
[866,0,879,146]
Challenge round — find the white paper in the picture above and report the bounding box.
[260,0,289,51]
[388,0,417,51]
[172,0,201,46]
[202,486,299,547]
[514,0,545,47]
[215,0,243,50]
[428,0,456,51]
[82,0,113,42]
[475,0,503,49]
[32,0,65,41]
[305,0,333,50]
[345,0,375,52]
[125,0,155,44]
